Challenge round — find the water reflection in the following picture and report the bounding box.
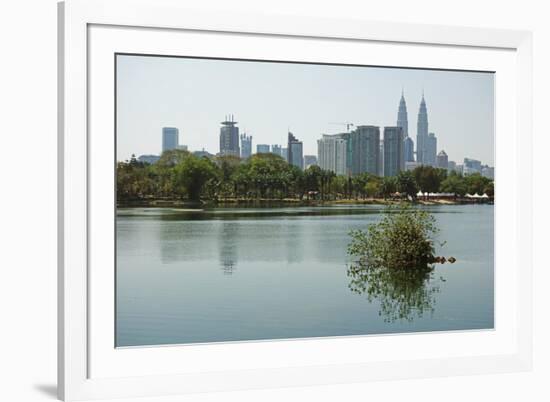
[347,262,442,323]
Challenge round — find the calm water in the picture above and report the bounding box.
[116,204,494,347]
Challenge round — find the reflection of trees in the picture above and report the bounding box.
[347,262,441,323]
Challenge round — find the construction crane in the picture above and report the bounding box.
[328,122,355,132]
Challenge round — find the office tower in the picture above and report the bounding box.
[379,140,384,176]
[271,144,283,157]
[219,115,240,156]
[257,144,270,154]
[448,160,457,172]
[397,90,409,137]
[350,125,380,176]
[383,126,405,177]
[162,127,179,153]
[304,155,318,169]
[416,94,429,164]
[404,136,415,162]
[436,150,448,169]
[287,132,304,169]
[425,132,437,166]
[481,166,494,180]
[240,133,252,159]
[317,134,348,175]
[463,157,482,175]
[281,147,288,161]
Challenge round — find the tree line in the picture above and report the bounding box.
[117,150,494,203]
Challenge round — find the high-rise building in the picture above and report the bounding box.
[379,140,384,176]
[404,136,415,162]
[383,126,405,177]
[304,155,318,169]
[257,144,270,154]
[162,127,179,153]
[219,115,240,156]
[481,166,494,180]
[448,160,457,172]
[240,133,252,159]
[463,157,482,175]
[281,148,288,161]
[271,144,283,157]
[436,150,448,169]
[425,132,437,166]
[350,125,380,176]
[287,132,304,169]
[317,134,348,175]
[397,90,409,137]
[416,94,429,164]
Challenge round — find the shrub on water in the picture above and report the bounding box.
[348,204,439,270]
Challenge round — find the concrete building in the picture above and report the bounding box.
[436,150,448,169]
[379,140,384,176]
[464,157,482,173]
[271,144,283,157]
[448,160,457,172]
[416,94,429,164]
[281,148,288,160]
[404,136,415,162]
[287,132,304,169]
[405,161,420,171]
[425,132,437,166]
[482,166,495,179]
[304,155,318,169]
[350,125,380,176]
[219,115,240,156]
[162,127,179,153]
[256,144,270,154]
[383,126,405,177]
[240,133,252,159]
[317,134,348,175]
[138,154,160,165]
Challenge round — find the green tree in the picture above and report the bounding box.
[440,171,466,196]
[396,171,418,199]
[173,155,219,201]
[380,176,397,199]
[413,165,447,193]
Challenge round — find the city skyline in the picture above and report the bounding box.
[117,55,494,165]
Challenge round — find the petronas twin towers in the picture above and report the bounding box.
[396,90,436,165]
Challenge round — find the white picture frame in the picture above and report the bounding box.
[58,0,533,400]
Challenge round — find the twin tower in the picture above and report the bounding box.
[397,91,437,166]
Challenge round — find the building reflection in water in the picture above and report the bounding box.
[218,221,239,274]
[347,262,442,323]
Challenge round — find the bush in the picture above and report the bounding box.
[348,205,439,269]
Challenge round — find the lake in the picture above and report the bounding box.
[116,204,494,347]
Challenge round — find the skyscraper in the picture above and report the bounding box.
[397,90,408,137]
[404,136,415,162]
[416,94,429,164]
[287,132,304,169]
[240,133,252,159]
[436,150,448,169]
[397,90,415,163]
[317,134,348,175]
[350,125,380,176]
[256,144,270,154]
[219,115,240,156]
[383,126,405,177]
[162,127,179,153]
[425,132,437,166]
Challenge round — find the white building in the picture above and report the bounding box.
[317,134,348,175]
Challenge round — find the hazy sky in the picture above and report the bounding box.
[117,55,494,165]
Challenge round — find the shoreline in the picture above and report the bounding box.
[117,197,492,208]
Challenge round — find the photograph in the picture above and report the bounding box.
[115,54,495,347]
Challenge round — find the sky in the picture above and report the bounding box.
[116,54,494,166]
